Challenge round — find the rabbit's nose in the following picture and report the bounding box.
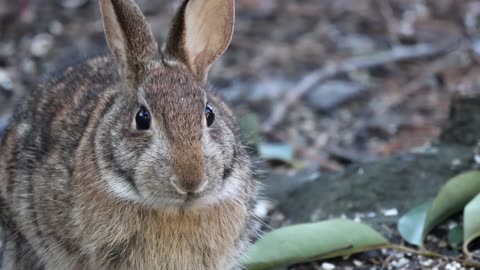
[170,178,208,195]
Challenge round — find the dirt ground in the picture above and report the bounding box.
[2,0,480,269]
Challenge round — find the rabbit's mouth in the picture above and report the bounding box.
[135,189,212,210]
[131,174,243,210]
[178,175,244,210]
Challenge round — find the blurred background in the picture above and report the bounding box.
[1,0,479,168]
[2,0,480,268]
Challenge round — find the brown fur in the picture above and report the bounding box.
[0,0,257,269]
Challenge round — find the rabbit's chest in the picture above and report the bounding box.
[91,203,249,270]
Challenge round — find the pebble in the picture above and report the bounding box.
[438,240,448,248]
[0,69,13,90]
[248,79,292,102]
[30,33,54,57]
[427,235,439,243]
[421,259,434,267]
[382,208,398,217]
[21,59,36,74]
[306,80,366,112]
[391,257,409,268]
[59,0,89,9]
[353,260,363,267]
[475,153,480,165]
[448,221,458,230]
[321,262,335,270]
[49,21,64,35]
[394,252,404,259]
[445,261,462,270]
[253,199,272,219]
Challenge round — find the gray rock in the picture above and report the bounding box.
[0,69,13,91]
[260,170,321,204]
[248,79,292,103]
[440,95,480,146]
[305,80,367,111]
[30,33,54,57]
[276,144,474,225]
[218,79,293,104]
[58,0,89,9]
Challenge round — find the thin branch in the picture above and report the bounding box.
[388,244,480,269]
[262,40,461,132]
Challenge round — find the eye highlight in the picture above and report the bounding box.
[135,106,151,130]
[205,105,215,127]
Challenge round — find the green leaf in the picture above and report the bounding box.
[398,171,480,247]
[397,200,433,246]
[448,225,463,249]
[239,113,261,149]
[464,193,480,255]
[239,219,389,270]
[258,143,294,163]
[424,171,480,243]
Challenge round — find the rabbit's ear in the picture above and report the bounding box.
[165,0,235,84]
[100,0,159,88]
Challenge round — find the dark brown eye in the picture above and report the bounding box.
[135,106,151,130]
[205,105,215,127]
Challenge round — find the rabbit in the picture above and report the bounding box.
[0,0,258,269]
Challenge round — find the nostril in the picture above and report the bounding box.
[170,178,208,195]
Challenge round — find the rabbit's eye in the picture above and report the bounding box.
[135,106,151,130]
[205,105,215,127]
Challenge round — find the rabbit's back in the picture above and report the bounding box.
[0,56,121,269]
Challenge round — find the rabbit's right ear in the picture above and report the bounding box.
[164,0,235,85]
[100,0,159,88]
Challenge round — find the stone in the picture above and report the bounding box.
[440,95,480,146]
[277,144,473,226]
[30,33,54,57]
[305,80,367,112]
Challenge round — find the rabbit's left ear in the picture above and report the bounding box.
[100,0,159,88]
[165,0,235,85]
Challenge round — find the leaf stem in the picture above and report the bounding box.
[387,244,480,268]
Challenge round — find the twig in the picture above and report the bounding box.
[387,244,480,269]
[381,253,395,270]
[262,40,461,132]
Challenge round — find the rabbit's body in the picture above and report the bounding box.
[0,0,257,269]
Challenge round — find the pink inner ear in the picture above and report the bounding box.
[183,0,234,80]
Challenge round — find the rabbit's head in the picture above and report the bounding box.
[95,0,246,209]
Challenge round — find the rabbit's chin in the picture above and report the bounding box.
[163,174,243,211]
[107,174,244,211]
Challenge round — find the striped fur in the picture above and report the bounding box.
[0,0,257,269]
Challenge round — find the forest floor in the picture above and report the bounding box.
[2,0,480,269]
